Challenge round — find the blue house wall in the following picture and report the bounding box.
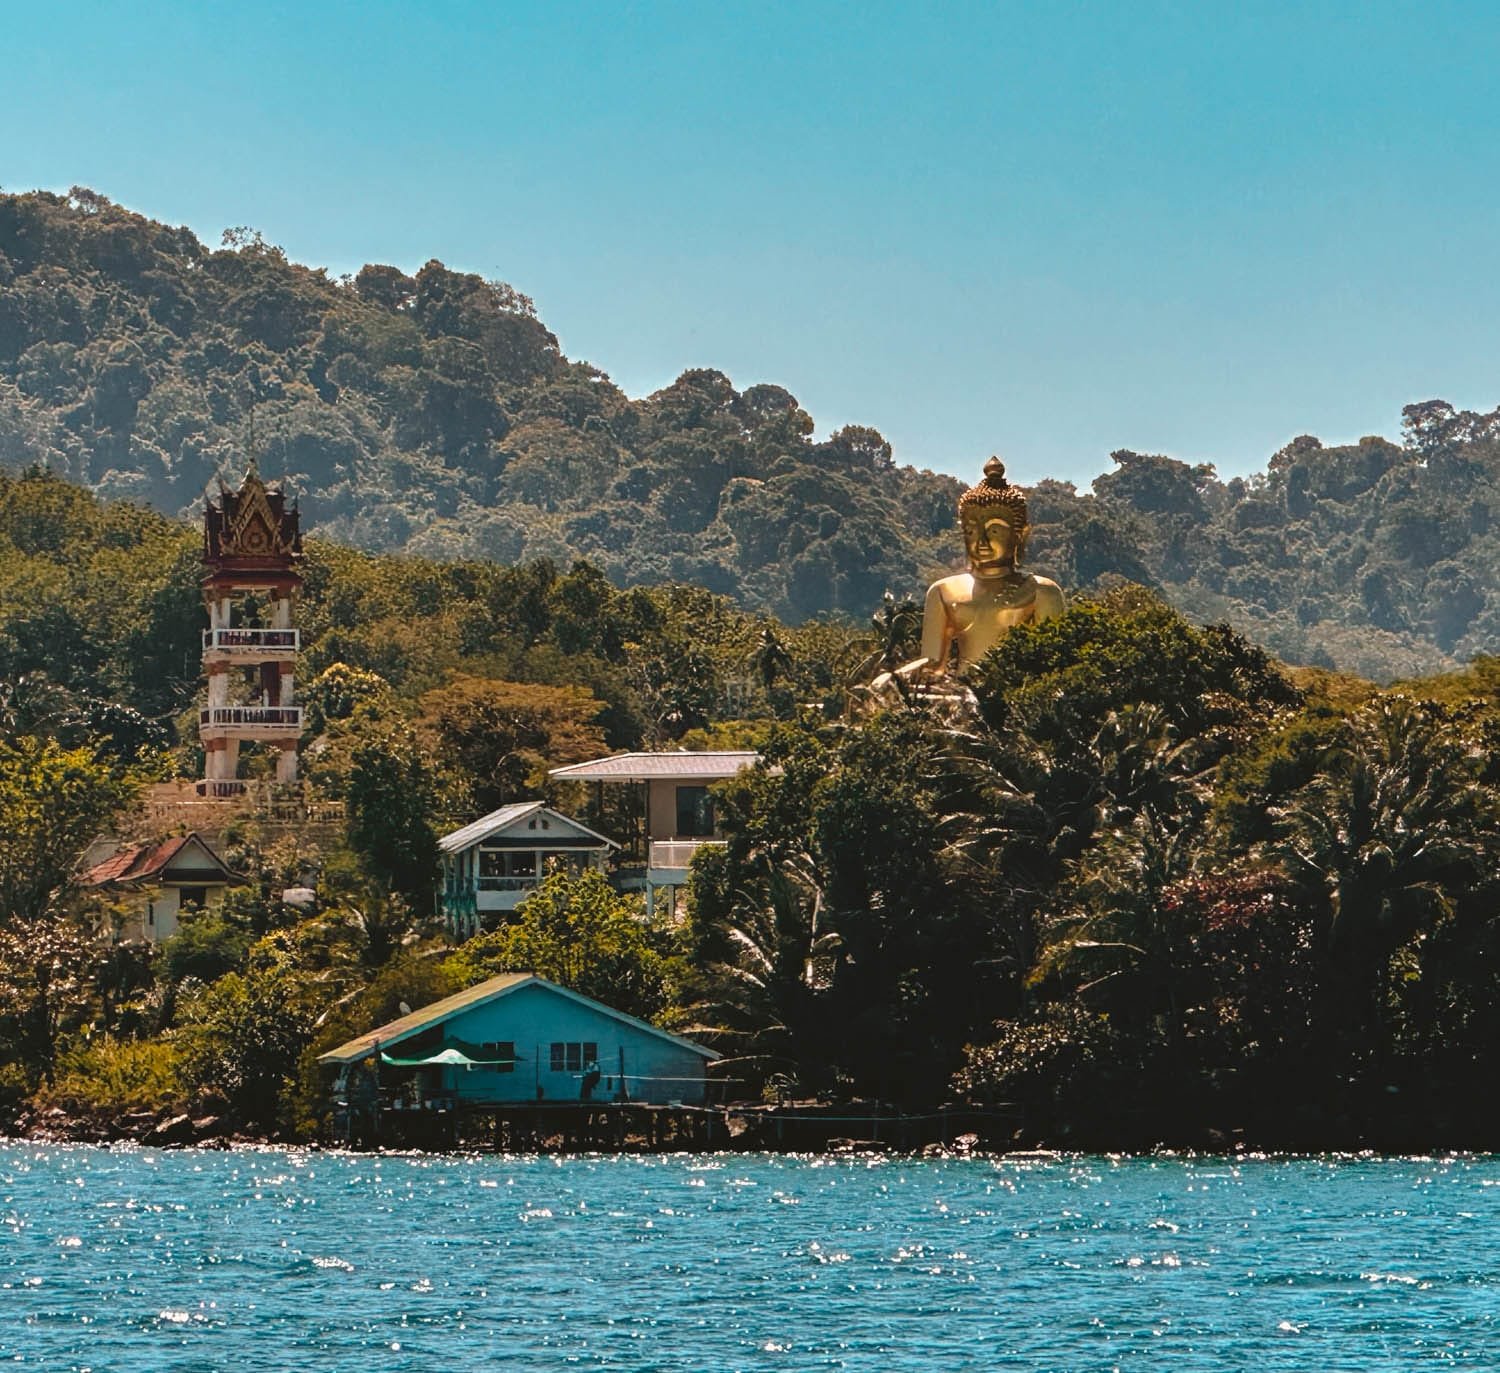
[406,982,712,1106]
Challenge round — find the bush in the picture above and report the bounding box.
[155,911,253,985]
[449,867,671,1022]
[38,1035,184,1114]
[177,968,317,1128]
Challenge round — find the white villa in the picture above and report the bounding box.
[548,750,760,920]
[439,802,616,937]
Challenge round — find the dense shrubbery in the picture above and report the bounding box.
[685,590,1500,1147]
[0,514,1494,1144]
[0,457,1493,1147]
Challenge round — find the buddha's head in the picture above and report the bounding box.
[958,457,1029,577]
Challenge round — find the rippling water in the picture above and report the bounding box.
[4,1146,1499,1369]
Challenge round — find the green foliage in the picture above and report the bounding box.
[971,584,1299,752]
[155,911,254,986]
[0,737,136,923]
[345,718,440,907]
[303,662,393,733]
[953,1003,1118,1111]
[0,915,100,1083]
[39,1035,183,1114]
[449,867,670,1022]
[415,674,607,812]
[683,863,838,1095]
[176,962,318,1128]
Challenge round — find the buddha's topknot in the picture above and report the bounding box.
[958,456,1028,522]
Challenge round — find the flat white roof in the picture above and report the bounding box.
[549,751,760,783]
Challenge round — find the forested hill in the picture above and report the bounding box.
[2,188,1498,680]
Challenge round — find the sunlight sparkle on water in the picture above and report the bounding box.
[2,1147,1499,1369]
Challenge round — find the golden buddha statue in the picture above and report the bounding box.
[895,457,1064,683]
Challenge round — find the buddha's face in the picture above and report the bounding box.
[962,508,1027,578]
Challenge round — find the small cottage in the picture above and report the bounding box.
[438,802,617,936]
[83,832,240,942]
[318,972,720,1109]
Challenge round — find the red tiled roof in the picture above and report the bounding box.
[83,833,235,888]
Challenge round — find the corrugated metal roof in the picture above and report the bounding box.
[548,751,760,783]
[318,972,534,1064]
[317,972,720,1066]
[437,803,617,855]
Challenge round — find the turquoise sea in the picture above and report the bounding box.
[3,1146,1498,1370]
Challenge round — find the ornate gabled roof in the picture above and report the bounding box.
[203,462,302,570]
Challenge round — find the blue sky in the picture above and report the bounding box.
[6,1,1500,490]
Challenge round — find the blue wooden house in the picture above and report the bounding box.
[318,973,720,1109]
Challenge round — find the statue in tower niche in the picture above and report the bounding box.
[886,457,1064,688]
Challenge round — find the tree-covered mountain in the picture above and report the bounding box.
[2,188,1498,679]
[0,188,961,625]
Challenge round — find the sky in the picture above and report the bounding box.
[6,0,1500,491]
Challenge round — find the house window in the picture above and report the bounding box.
[478,851,538,879]
[178,886,209,909]
[480,1041,515,1073]
[675,786,715,837]
[549,1041,599,1073]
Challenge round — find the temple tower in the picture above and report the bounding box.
[198,462,304,798]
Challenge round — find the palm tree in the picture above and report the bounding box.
[1038,813,1203,1034]
[747,626,794,693]
[1269,694,1498,1080]
[842,591,923,685]
[687,864,840,1095]
[342,891,429,970]
[1272,695,1495,965]
[965,706,1213,1045]
[1085,703,1212,832]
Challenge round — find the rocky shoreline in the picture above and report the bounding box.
[6,1102,284,1149]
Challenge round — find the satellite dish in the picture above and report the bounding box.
[398,1001,412,1016]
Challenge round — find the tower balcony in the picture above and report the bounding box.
[199,705,304,738]
[202,628,300,659]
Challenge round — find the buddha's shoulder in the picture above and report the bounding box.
[1030,575,1066,613]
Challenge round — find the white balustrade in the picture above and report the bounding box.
[202,628,300,653]
[198,706,305,731]
[649,839,726,871]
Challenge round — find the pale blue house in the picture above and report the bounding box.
[318,973,720,1108]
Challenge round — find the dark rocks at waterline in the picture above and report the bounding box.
[7,1103,264,1148]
